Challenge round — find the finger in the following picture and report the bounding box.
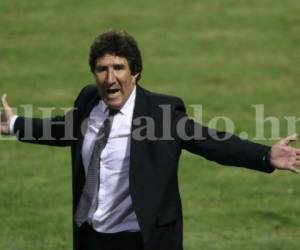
[279,133,298,146]
[1,93,8,108]
[289,166,300,174]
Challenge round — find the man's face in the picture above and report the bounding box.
[94,54,138,110]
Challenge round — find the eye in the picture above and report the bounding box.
[113,64,125,70]
[94,66,106,73]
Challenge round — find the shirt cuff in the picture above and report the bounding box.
[262,148,275,172]
[9,115,18,135]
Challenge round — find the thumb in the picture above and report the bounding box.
[1,93,10,109]
[1,93,14,119]
[278,133,298,146]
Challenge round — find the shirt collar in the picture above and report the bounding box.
[98,86,136,116]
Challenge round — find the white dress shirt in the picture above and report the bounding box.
[81,86,140,233]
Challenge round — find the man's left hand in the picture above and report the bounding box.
[270,134,300,173]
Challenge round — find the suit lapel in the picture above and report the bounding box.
[80,94,100,135]
[75,92,99,181]
[130,85,151,178]
[76,92,99,147]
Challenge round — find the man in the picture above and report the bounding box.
[1,31,300,250]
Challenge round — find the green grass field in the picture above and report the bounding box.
[1,0,300,249]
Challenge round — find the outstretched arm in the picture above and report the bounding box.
[1,93,76,147]
[173,98,300,174]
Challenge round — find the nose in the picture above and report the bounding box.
[106,69,116,84]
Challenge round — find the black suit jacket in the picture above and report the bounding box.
[14,85,274,250]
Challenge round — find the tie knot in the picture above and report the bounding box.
[108,108,119,117]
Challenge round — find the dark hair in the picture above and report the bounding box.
[89,31,143,82]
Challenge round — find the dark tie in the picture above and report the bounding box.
[75,108,118,227]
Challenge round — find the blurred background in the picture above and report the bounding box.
[0,0,299,249]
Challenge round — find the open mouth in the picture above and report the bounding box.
[106,89,120,95]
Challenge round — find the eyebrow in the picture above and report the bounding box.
[95,63,126,71]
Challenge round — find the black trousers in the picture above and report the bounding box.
[77,223,144,250]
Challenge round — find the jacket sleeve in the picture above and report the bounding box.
[172,98,274,173]
[13,109,77,147]
[12,85,95,147]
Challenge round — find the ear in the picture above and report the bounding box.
[132,73,139,84]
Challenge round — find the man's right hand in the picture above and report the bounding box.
[0,94,15,135]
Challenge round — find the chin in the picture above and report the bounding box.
[106,100,123,110]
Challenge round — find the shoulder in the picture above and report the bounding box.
[74,84,98,106]
[76,84,97,99]
[138,85,186,112]
[138,85,184,105]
